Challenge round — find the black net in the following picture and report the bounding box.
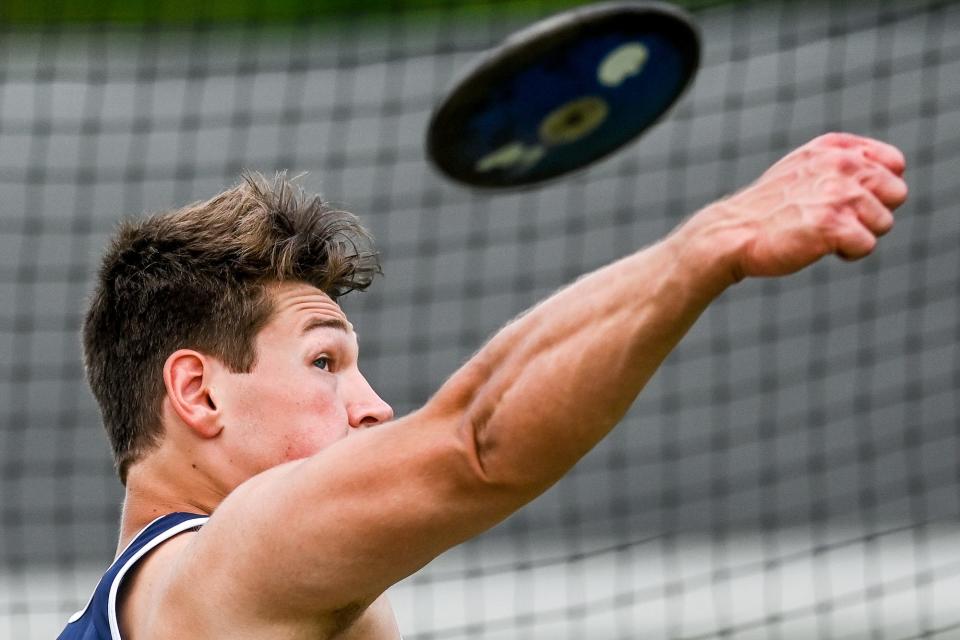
[2,0,959,637]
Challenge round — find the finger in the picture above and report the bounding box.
[861,141,907,177]
[858,167,909,209]
[833,219,879,261]
[815,132,907,176]
[851,191,895,237]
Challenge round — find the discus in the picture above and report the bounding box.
[426,1,701,189]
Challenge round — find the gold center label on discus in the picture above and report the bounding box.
[539,96,609,145]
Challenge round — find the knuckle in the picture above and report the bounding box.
[814,133,838,147]
[822,148,863,172]
[835,151,862,174]
[816,131,856,148]
[809,148,863,177]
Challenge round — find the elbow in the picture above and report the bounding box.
[459,402,546,502]
[431,355,503,487]
[438,348,544,497]
[460,407,497,488]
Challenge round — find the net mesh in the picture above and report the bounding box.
[2,0,959,637]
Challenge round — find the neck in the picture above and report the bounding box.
[117,443,227,556]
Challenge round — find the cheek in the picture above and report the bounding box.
[273,392,350,463]
[219,365,348,467]
[292,395,349,460]
[279,426,335,461]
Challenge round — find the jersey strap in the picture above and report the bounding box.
[57,512,209,640]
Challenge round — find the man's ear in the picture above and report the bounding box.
[162,349,223,439]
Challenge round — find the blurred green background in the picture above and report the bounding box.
[0,0,736,25]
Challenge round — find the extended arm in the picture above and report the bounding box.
[174,133,907,628]
[452,131,907,494]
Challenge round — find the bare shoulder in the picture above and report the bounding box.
[116,530,198,640]
[117,518,401,639]
[113,465,385,638]
[115,510,319,639]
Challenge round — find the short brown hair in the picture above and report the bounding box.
[83,172,380,483]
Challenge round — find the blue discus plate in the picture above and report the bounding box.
[427,2,700,189]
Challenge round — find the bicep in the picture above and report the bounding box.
[176,408,507,621]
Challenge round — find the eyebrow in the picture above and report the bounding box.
[300,317,352,336]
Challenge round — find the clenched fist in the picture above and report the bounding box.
[683,132,908,283]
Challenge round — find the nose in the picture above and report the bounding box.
[345,370,394,429]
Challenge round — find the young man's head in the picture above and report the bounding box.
[83,173,393,487]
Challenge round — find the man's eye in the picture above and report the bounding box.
[313,357,330,371]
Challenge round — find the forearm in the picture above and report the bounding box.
[435,208,742,494]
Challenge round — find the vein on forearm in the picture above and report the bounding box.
[462,235,725,493]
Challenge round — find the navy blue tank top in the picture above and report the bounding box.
[58,512,209,640]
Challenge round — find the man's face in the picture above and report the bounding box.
[212,281,394,482]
